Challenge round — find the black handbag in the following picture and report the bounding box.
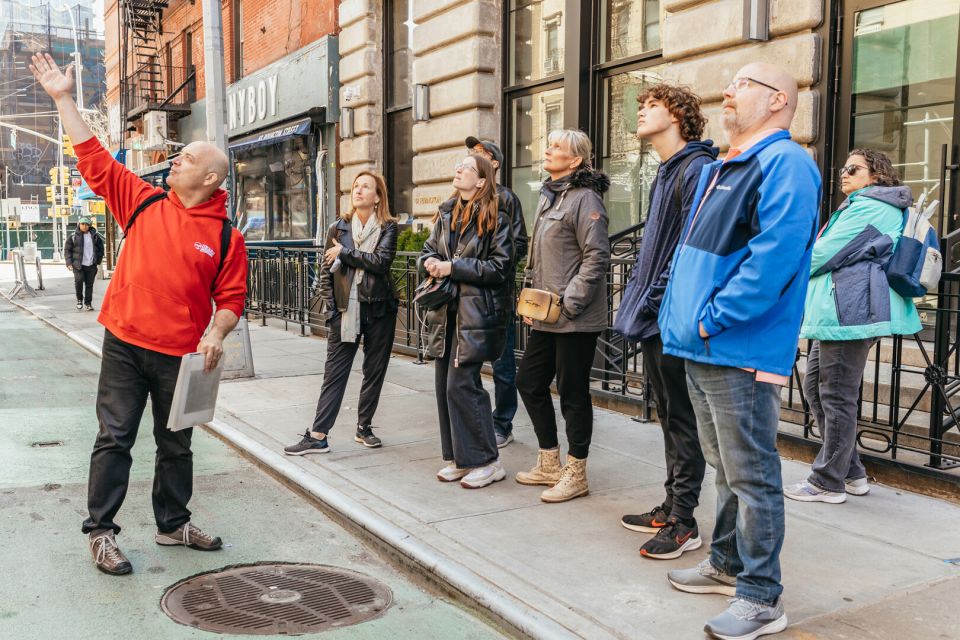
[413,276,457,310]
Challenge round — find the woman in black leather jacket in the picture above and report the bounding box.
[284,171,398,455]
[420,154,513,489]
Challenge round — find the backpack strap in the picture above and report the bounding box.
[124,192,169,234]
[672,151,713,213]
[218,218,232,275]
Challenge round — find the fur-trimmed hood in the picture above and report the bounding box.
[541,167,611,207]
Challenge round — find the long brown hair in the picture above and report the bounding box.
[341,171,397,224]
[447,155,499,236]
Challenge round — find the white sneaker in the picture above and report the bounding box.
[784,481,846,504]
[460,459,506,489]
[845,477,870,496]
[437,462,470,483]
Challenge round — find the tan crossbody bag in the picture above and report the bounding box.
[517,194,563,324]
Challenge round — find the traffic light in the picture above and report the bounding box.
[66,188,74,205]
[49,167,60,185]
[60,166,69,185]
[63,135,75,157]
[45,186,55,202]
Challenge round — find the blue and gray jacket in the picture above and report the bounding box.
[658,130,822,377]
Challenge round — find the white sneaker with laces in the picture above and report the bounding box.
[460,459,506,489]
[845,477,870,496]
[783,481,846,504]
[437,462,470,483]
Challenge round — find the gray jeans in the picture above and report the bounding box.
[802,339,875,492]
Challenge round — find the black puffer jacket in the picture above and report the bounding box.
[317,218,398,319]
[419,197,513,365]
[64,226,105,268]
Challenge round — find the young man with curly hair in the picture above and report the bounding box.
[615,83,718,559]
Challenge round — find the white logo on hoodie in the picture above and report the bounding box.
[194,242,215,258]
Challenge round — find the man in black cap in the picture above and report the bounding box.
[64,214,104,311]
[466,137,527,448]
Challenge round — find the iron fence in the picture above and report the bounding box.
[246,239,960,478]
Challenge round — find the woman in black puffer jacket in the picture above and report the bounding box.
[420,153,513,490]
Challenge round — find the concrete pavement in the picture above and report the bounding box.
[5,272,960,639]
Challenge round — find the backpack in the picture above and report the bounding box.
[884,195,942,298]
[122,192,233,289]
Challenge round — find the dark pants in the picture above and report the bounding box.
[803,339,873,492]
[435,310,499,468]
[312,302,397,434]
[641,334,705,521]
[82,330,192,536]
[74,264,97,305]
[517,329,600,460]
[491,312,518,438]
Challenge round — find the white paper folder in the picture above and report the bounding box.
[166,352,224,432]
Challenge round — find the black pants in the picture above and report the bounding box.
[435,310,498,468]
[641,334,706,521]
[517,329,599,460]
[312,302,397,434]
[74,264,97,305]
[82,330,192,535]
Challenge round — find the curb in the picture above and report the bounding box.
[1,290,588,640]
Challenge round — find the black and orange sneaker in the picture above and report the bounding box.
[620,503,669,533]
[640,516,702,560]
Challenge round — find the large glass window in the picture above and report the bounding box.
[509,0,565,85]
[601,0,661,62]
[234,136,312,241]
[385,0,414,220]
[599,66,664,233]
[509,87,564,226]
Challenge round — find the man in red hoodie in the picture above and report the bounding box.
[32,53,248,576]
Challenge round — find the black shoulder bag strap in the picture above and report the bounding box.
[123,192,169,234]
[672,151,714,214]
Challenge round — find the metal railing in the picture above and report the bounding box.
[122,64,195,116]
[246,239,960,478]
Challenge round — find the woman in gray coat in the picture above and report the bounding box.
[516,129,611,503]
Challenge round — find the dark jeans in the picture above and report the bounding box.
[641,334,705,521]
[312,302,397,434]
[74,264,97,305]
[491,312,518,437]
[685,361,785,606]
[517,329,600,460]
[803,339,873,492]
[82,330,192,536]
[435,310,499,468]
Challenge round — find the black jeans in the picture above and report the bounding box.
[641,334,706,521]
[312,302,397,434]
[82,330,192,536]
[491,311,518,437]
[517,329,600,459]
[435,309,499,468]
[803,338,874,492]
[74,264,97,305]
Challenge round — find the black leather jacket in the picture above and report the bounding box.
[317,218,398,319]
[64,227,105,268]
[498,185,527,267]
[419,198,513,366]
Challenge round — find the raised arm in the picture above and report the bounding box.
[29,53,94,146]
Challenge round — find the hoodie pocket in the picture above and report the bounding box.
[110,282,196,348]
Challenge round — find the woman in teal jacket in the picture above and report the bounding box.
[785,149,921,504]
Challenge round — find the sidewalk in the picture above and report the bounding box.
[6,275,960,639]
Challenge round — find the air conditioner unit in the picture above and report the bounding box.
[142,111,168,150]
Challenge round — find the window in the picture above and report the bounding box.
[234,137,312,241]
[509,1,565,85]
[601,0,662,62]
[509,87,565,227]
[385,0,414,219]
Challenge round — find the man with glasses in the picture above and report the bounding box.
[658,63,821,640]
[465,137,527,448]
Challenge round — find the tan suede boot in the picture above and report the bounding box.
[515,448,562,486]
[540,455,588,503]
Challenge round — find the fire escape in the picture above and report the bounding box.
[119,0,194,132]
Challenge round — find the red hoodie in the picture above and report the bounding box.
[76,137,248,357]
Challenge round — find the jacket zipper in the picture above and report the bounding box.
[832,281,842,324]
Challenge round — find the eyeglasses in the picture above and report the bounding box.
[455,162,479,175]
[839,164,869,177]
[726,76,782,95]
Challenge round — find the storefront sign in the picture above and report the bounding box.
[20,204,40,223]
[228,75,279,131]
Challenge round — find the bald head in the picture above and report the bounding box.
[721,63,798,146]
[166,141,230,204]
[188,141,230,183]
[738,62,798,118]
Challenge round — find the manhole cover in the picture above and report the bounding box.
[161,563,392,635]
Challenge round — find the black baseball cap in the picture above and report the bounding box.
[465,137,504,166]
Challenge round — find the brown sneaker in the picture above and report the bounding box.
[155,522,223,551]
[89,531,132,575]
[515,448,562,486]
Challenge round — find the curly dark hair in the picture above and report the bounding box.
[848,148,901,187]
[637,83,708,141]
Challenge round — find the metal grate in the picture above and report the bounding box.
[161,563,392,635]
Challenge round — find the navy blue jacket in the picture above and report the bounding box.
[659,130,822,377]
[614,140,718,341]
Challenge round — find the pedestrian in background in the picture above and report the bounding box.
[284,171,399,455]
[421,154,513,489]
[65,214,104,311]
[615,83,717,559]
[785,149,921,504]
[33,53,248,576]
[660,63,821,640]
[465,136,527,448]
[515,129,610,503]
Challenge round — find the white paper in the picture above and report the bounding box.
[166,352,223,432]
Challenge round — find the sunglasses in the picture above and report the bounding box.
[455,162,479,175]
[839,164,869,177]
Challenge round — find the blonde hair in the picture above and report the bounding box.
[547,129,593,169]
[342,171,397,224]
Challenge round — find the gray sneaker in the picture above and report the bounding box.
[668,558,737,596]
[495,432,514,448]
[784,481,846,504]
[845,477,870,496]
[704,597,787,640]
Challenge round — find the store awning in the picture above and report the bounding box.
[229,118,312,154]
